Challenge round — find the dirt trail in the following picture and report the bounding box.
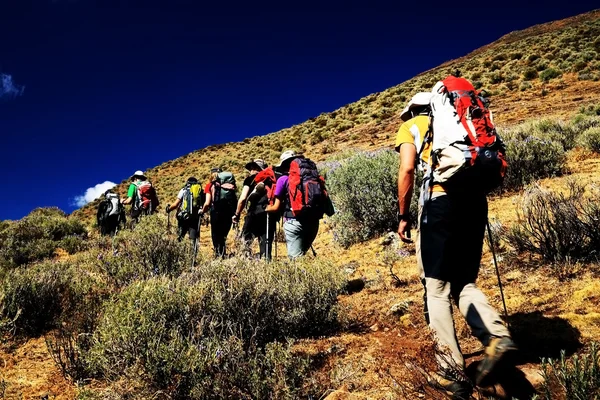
[1,336,74,400]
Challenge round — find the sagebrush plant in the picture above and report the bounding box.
[540,342,600,400]
[86,257,345,398]
[98,215,192,286]
[0,260,107,334]
[324,149,420,248]
[505,182,600,266]
[576,126,600,153]
[0,207,87,268]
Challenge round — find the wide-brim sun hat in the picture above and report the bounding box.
[245,159,267,171]
[276,150,298,168]
[131,170,146,180]
[400,92,432,122]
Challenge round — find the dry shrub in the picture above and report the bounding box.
[505,182,600,266]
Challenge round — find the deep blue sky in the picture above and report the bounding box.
[1,0,598,220]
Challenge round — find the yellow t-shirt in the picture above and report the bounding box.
[395,115,444,192]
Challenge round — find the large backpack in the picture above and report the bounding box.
[97,193,125,233]
[287,157,334,219]
[211,172,237,210]
[135,180,160,213]
[179,182,204,220]
[252,167,279,214]
[426,76,507,193]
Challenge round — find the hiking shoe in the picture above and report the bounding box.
[428,373,473,400]
[476,336,518,386]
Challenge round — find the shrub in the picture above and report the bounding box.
[98,215,191,286]
[501,135,566,191]
[325,150,408,247]
[540,343,600,399]
[0,261,107,335]
[87,257,344,398]
[523,68,538,80]
[576,126,600,153]
[540,67,562,82]
[505,182,600,265]
[0,207,87,268]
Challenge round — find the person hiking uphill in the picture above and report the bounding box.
[266,150,332,259]
[122,170,159,227]
[165,177,204,243]
[396,82,516,399]
[201,167,237,258]
[232,159,277,259]
[97,189,126,236]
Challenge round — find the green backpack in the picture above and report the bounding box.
[212,172,237,209]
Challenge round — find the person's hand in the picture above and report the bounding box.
[165,204,171,214]
[232,214,239,224]
[398,219,413,243]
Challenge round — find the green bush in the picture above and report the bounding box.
[0,261,106,335]
[505,182,600,265]
[541,343,600,399]
[500,123,567,191]
[324,150,413,248]
[0,207,87,268]
[523,68,538,80]
[98,215,191,286]
[576,126,600,153]
[87,257,344,398]
[540,67,562,82]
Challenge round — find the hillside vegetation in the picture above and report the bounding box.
[2,9,600,400]
[75,9,600,224]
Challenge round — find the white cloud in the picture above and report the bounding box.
[73,181,117,207]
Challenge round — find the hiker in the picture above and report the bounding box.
[266,150,333,259]
[165,177,204,243]
[201,167,237,258]
[97,189,126,236]
[232,159,277,259]
[122,170,159,226]
[396,81,515,399]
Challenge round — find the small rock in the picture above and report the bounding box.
[389,301,411,316]
[345,278,366,294]
[380,232,399,247]
[342,261,359,275]
[369,323,379,332]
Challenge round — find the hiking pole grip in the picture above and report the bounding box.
[486,220,509,325]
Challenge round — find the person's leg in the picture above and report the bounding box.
[265,214,277,260]
[426,277,465,368]
[420,193,465,369]
[283,219,303,259]
[242,214,255,256]
[210,211,222,257]
[416,204,429,324]
[219,209,234,257]
[301,218,319,254]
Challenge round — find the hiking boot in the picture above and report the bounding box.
[428,373,473,400]
[476,336,518,387]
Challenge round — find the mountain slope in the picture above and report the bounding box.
[75,10,600,221]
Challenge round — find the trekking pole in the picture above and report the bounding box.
[310,245,317,257]
[486,220,509,324]
[274,221,278,260]
[167,211,171,233]
[192,213,202,267]
[266,213,271,261]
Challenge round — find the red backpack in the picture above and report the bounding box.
[254,166,278,206]
[135,181,160,213]
[427,76,507,193]
[288,157,333,218]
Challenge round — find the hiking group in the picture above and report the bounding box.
[97,151,334,261]
[96,73,517,399]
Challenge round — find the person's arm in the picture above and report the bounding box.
[166,198,182,213]
[266,198,281,213]
[201,193,212,214]
[122,184,135,205]
[233,185,251,222]
[397,143,416,243]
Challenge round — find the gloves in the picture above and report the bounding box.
[165,204,171,214]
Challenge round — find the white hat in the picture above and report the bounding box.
[131,170,146,180]
[276,150,298,167]
[400,92,432,122]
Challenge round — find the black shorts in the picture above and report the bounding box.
[178,216,200,240]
